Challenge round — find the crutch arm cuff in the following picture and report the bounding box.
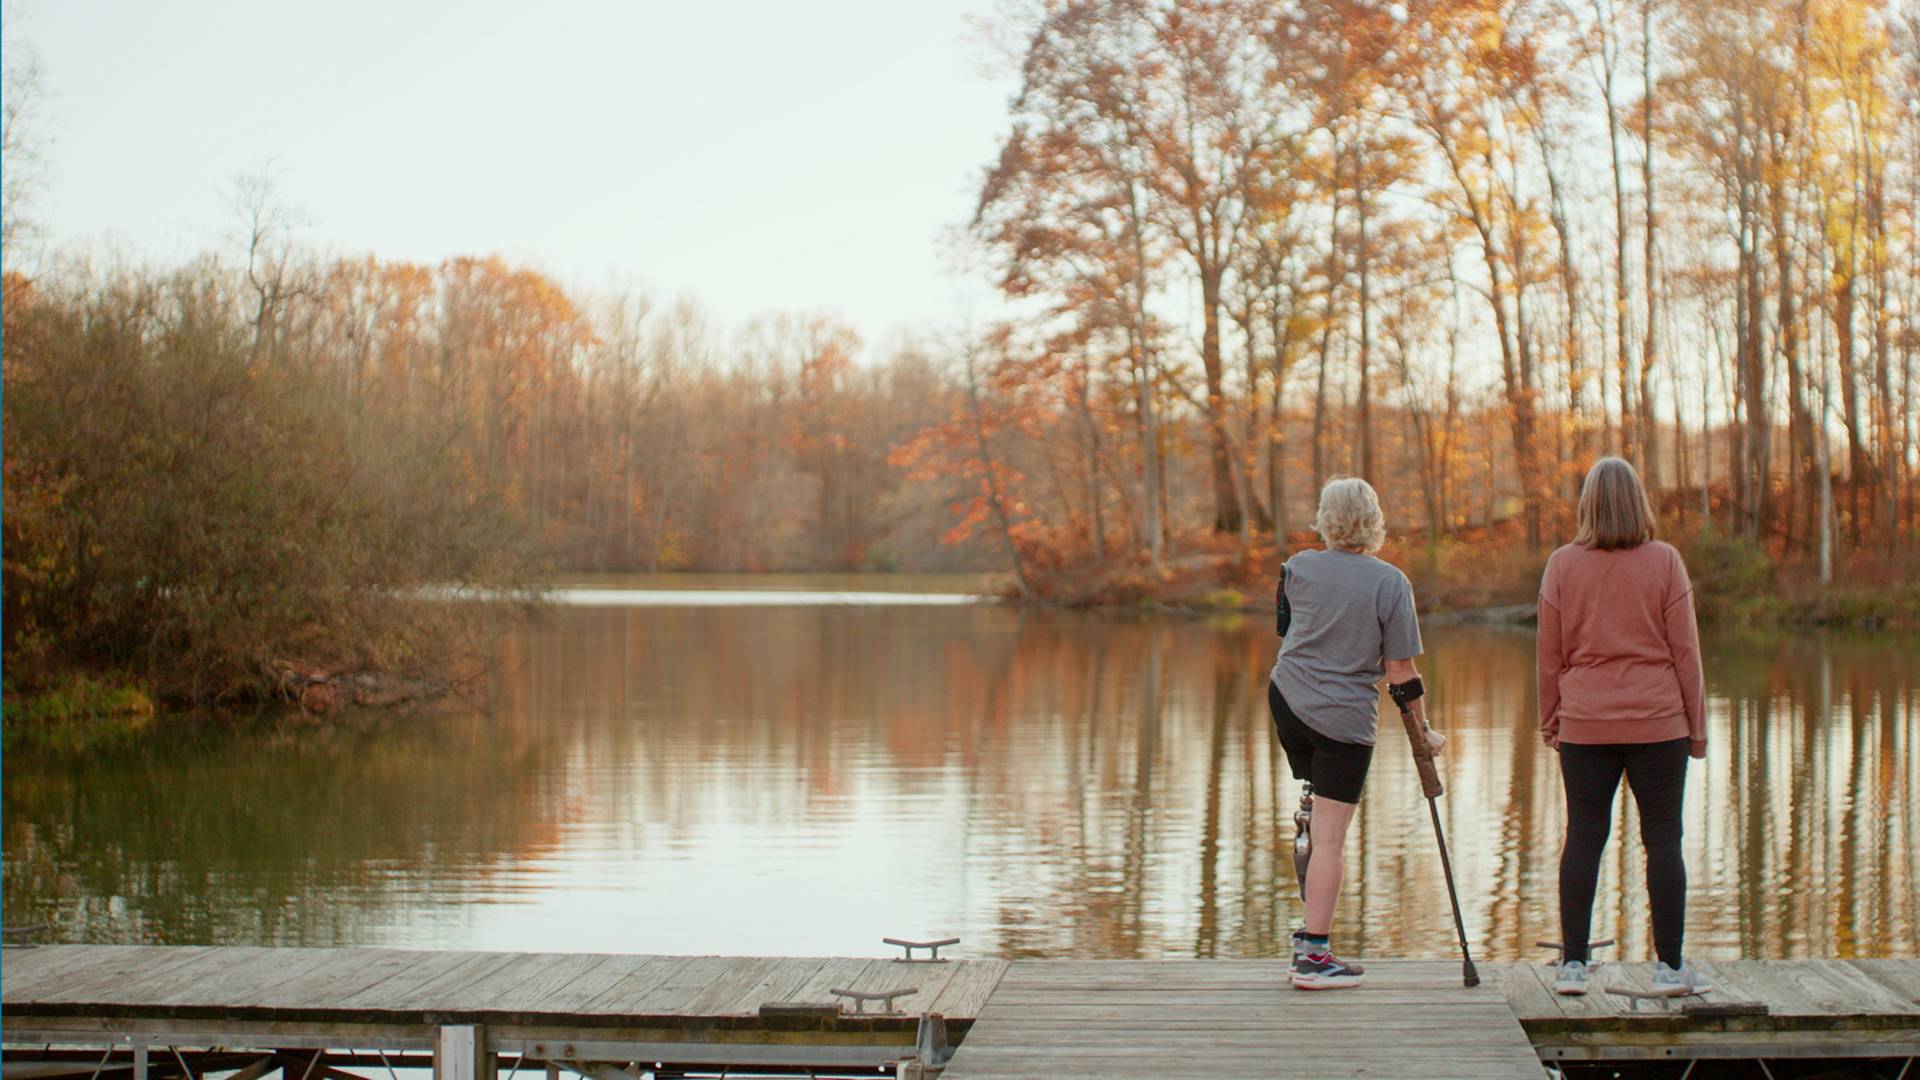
[1388,676,1424,710]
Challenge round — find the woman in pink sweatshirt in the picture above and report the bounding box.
[1538,457,1708,997]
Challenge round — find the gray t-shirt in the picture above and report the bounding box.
[1269,547,1423,745]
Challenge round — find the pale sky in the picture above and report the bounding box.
[20,0,1014,344]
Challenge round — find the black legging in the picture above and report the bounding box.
[1558,737,1690,967]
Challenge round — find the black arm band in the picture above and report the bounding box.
[1275,566,1291,636]
[1388,676,1424,709]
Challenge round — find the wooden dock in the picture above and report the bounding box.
[5,947,1919,1077]
[940,959,1541,1079]
[1501,957,1920,1063]
[1,946,1004,1073]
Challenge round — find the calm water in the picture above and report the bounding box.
[4,598,1916,962]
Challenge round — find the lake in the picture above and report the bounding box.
[4,589,1915,963]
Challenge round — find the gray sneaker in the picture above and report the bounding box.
[1552,960,1589,996]
[1291,950,1365,990]
[1652,961,1712,994]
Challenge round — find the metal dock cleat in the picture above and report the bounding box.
[885,937,961,962]
[1604,984,1706,1013]
[1536,939,1615,967]
[830,985,921,1015]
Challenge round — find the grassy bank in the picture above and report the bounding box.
[1008,525,1920,631]
[1,673,156,753]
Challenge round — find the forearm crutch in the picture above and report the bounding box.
[1391,680,1480,988]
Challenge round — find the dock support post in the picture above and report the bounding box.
[914,1014,950,1066]
[133,1044,149,1080]
[435,1025,493,1080]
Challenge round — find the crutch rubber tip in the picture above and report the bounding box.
[1463,962,1480,988]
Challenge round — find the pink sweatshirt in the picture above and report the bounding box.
[1537,540,1706,754]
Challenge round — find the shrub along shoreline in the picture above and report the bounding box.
[2,265,541,740]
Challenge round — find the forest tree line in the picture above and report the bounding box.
[4,0,1919,706]
[0,243,1002,703]
[945,0,1919,593]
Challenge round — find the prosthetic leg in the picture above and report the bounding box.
[1292,783,1314,903]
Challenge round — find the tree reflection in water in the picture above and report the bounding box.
[5,606,1915,960]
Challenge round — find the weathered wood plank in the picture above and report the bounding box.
[26,947,224,1005]
[1496,961,1569,1023]
[923,959,1010,1018]
[622,955,787,1016]
[139,947,358,1008]
[763,957,880,1013]
[944,959,1540,1080]
[978,989,1512,1009]
[459,952,615,1016]
[1852,958,1920,1007]
[276,948,441,1010]
[1776,960,1920,1018]
[577,954,698,1015]
[0,946,157,999]
[829,957,952,1017]
[393,951,529,1012]
[428,952,558,1011]
[677,956,788,1017]
[707,957,829,1018]
[333,950,505,1010]
[947,1048,1536,1080]
[518,953,655,1015]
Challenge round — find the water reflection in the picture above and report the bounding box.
[4,606,1915,961]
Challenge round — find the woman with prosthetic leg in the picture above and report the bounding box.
[1270,478,1444,990]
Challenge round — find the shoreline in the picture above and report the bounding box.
[8,575,1910,743]
[990,587,1917,631]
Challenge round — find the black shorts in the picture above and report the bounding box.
[1268,680,1373,804]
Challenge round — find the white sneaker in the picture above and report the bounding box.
[1652,961,1712,994]
[1552,960,1589,996]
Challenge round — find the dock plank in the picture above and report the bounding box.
[423,951,565,1012]
[1853,959,1920,1008]
[578,955,698,1015]
[678,956,787,1017]
[285,948,442,1009]
[397,951,529,1012]
[620,956,747,1016]
[332,949,503,1010]
[26,946,224,1005]
[1497,962,1566,1024]
[833,957,951,1017]
[522,953,656,1015]
[0,946,155,1000]
[463,952,616,1016]
[714,956,831,1017]
[942,959,1540,1080]
[924,959,1011,1018]
[767,956,880,1011]
[137,946,352,1007]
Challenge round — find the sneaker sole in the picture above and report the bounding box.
[1290,974,1365,990]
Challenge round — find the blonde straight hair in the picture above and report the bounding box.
[1573,456,1657,550]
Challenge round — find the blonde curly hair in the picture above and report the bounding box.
[1313,477,1386,553]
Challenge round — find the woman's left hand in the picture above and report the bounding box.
[1425,727,1447,756]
